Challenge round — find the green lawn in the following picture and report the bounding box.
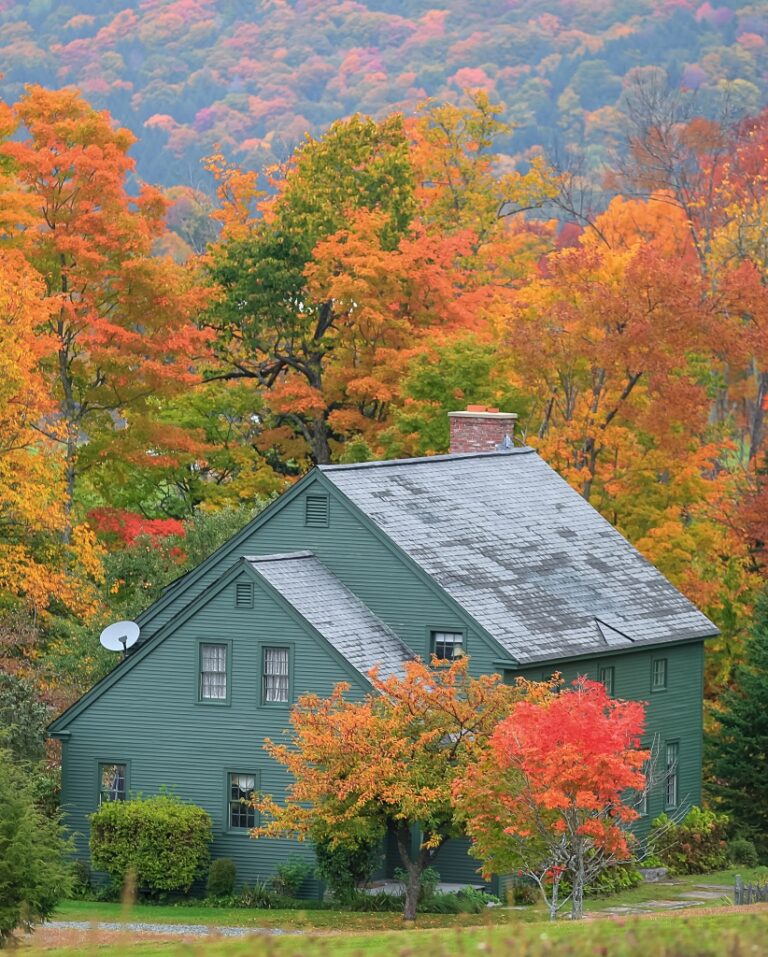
[26,910,768,957]
[53,898,534,931]
[54,867,766,930]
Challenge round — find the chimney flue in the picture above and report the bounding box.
[448,406,518,454]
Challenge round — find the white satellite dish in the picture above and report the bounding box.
[100,620,140,653]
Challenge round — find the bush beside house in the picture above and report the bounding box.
[90,793,212,896]
[650,807,730,875]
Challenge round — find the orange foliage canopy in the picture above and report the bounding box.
[0,86,211,520]
[255,657,548,920]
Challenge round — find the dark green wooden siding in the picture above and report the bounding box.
[60,572,369,890]
[140,478,506,673]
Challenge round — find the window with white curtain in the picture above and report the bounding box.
[263,647,290,703]
[200,643,227,700]
[431,631,463,660]
[228,773,256,829]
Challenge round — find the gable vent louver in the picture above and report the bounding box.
[305,494,330,528]
[235,581,253,608]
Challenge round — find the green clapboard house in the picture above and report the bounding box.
[49,408,718,891]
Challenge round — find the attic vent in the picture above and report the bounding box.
[305,494,329,528]
[235,582,253,608]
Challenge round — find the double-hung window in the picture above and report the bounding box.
[228,773,256,829]
[652,658,668,691]
[432,631,463,660]
[99,763,127,803]
[598,665,615,696]
[665,742,679,808]
[200,643,228,701]
[263,647,290,703]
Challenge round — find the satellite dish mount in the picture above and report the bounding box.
[100,620,140,654]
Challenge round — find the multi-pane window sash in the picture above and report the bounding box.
[432,631,463,660]
[229,773,256,829]
[99,763,126,803]
[665,742,679,808]
[201,643,227,700]
[652,658,667,690]
[263,647,290,703]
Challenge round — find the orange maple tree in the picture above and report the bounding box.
[0,86,209,529]
[0,248,102,616]
[254,657,543,921]
[454,678,648,920]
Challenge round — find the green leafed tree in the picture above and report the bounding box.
[204,114,416,465]
[707,590,768,852]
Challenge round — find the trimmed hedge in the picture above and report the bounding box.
[90,793,212,895]
[650,807,730,875]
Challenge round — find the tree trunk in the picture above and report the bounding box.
[548,877,560,921]
[571,845,585,920]
[748,369,768,464]
[310,413,332,465]
[394,823,421,921]
[394,822,442,923]
[58,335,77,543]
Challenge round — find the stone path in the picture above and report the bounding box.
[597,882,734,918]
[45,920,291,938]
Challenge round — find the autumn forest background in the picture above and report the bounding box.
[1,0,768,810]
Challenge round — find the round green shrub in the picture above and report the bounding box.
[729,837,759,868]
[207,858,237,898]
[90,793,212,896]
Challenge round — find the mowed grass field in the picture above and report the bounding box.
[20,909,768,957]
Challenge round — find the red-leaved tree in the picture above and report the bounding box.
[454,678,648,920]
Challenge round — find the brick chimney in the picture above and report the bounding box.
[448,406,518,454]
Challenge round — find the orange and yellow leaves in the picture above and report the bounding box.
[254,657,536,850]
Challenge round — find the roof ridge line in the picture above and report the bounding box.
[319,447,535,472]
[243,551,314,563]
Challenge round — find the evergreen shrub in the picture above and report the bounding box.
[270,856,312,898]
[207,858,237,898]
[729,838,759,868]
[0,750,72,947]
[90,793,212,896]
[314,834,382,901]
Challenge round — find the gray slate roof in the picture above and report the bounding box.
[245,552,413,680]
[320,450,717,664]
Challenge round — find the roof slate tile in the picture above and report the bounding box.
[321,450,717,664]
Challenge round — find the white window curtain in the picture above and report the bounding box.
[433,631,463,660]
[264,647,289,702]
[201,643,227,699]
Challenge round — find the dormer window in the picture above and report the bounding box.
[431,631,463,660]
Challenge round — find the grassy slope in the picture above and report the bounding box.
[26,910,768,957]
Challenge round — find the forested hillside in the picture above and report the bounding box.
[0,0,766,186]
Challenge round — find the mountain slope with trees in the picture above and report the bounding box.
[0,0,766,187]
